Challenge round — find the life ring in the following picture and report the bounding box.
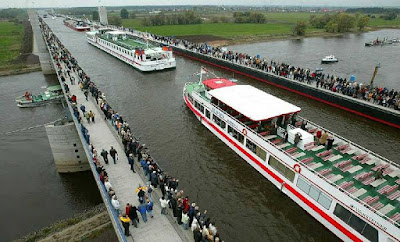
[294,164,301,173]
[242,129,247,136]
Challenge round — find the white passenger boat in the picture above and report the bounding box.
[86,29,176,72]
[321,55,339,64]
[183,68,400,242]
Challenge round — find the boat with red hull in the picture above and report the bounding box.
[183,69,400,242]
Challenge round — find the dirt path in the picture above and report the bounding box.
[39,211,110,242]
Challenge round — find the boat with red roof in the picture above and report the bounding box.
[183,67,400,242]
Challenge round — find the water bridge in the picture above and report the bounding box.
[29,10,192,241]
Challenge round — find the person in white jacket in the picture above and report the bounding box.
[159,196,169,215]
[111,195,120,215]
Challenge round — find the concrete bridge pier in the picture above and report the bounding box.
[28,9,55,75]
[45,120,90,173]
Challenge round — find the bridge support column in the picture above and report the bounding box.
[45,121,90,173]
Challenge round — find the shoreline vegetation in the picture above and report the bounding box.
[119,12,400,46]
[18,204,117,242]
[0,9,40,77]
[101,10,400,46]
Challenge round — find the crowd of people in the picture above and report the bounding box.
[40,18,223,242]
[144,31,400,111]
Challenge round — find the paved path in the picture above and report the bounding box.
[64,66,183,242]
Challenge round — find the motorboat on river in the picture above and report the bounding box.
[321,55,338,64]
[16,85,63,108]
[183,68,400,242]
[365,38,393,47]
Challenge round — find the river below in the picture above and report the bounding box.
[0,72,101,241]
[228,29,400,90]
[3,17,399,241]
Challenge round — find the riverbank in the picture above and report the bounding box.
[0,17,40,75]
[176,26,399,46]
[18,204,117,242]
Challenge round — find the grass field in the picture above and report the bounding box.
[121,12,399,40]
[0,21,23,67]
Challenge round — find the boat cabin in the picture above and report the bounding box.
[203,78,236,91]
[105,31,127,42]
[208,85,301,138]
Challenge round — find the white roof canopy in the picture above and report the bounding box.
[106,31,126,35]
[208,85,301,121]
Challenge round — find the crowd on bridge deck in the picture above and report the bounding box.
[143,32,399,111]
[40,17,223,242]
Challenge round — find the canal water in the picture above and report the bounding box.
[7,17,398,241]
[0,72,101,241]
[228,29,400,90]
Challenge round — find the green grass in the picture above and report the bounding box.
[0,21,23,66]
[368,15,400,27]
[121,12,399,39]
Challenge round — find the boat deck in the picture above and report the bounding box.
[269,131,400,225]
[99,35,155,50]
[186,82,400,226]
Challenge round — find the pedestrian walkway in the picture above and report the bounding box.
[64,65,183,242]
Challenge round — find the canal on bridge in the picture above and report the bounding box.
[45,17,399,242]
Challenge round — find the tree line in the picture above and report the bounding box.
[141,11,202,26]
[309,13,370,32]
[232,12,266,23]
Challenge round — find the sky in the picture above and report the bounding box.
[1,0,399,8]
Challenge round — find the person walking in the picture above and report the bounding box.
[137,201,148,223]
[84,111,90,123]
[89,110,95,123]
[182,211,189,230]
[111,195,120,215]
[84,89,89,101]
[146,199,154,218]
[101,149,109,164]
[129,205,139,228]
[128,154,135,173]
[120,214,131,236]
[110,146,118,164]
[160,196,169,215]
[80,104,86,114]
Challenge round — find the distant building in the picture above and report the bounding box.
[98,6,108,25]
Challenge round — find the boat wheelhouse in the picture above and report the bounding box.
[86,29,176,72]
[183,72,400,242]
[321,55,338,64]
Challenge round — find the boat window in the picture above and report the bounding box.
[268,155,295,182]
[256,146,267,161]
[194,101,204,114]
[297,177,332,209]
[206,109,210,119]
[228,125,244,144]
[333,203,378,242]
[246,139,256,153]
[212,114,226,130]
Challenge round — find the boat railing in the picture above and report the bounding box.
[190,87,400,227]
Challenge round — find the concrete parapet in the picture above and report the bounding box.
[28,9,55,75]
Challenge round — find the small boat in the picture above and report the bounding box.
[16,85,64,108]
[64,19,91,32]
[365,38,394,47]
[321,55,338,64]
[392,38,400,43]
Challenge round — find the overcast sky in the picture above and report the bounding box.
[2,0,400,8]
